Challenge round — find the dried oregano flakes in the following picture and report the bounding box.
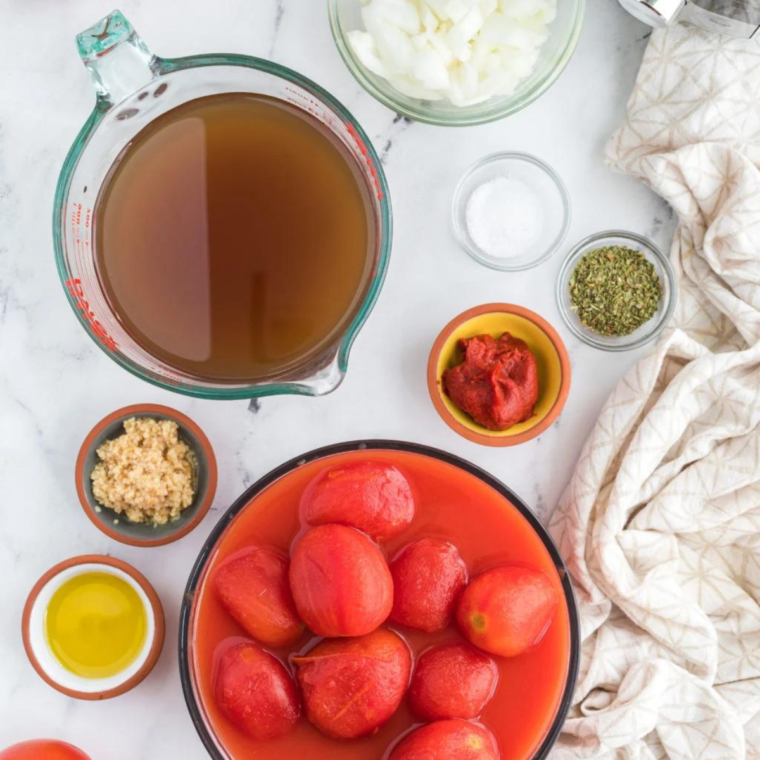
[568,246,662,337]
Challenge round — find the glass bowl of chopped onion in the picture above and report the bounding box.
[556,231,678,352]
[328,0,585,126]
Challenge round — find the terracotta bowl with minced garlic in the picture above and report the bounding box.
[75,404,217,547]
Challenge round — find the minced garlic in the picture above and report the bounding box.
[91,417,195,525]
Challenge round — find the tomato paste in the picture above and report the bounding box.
[443,333,539,431]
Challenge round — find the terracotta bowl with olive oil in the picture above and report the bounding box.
[22,555,165,700]
[427,304,571,446]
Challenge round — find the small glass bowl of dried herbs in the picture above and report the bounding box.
[556,231,676,351]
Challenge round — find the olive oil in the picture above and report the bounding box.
[94,94,374,382]
[45,572,147,679]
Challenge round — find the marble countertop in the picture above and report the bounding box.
[0,0,674,756]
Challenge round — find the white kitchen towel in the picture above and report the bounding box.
[548,23,760,760]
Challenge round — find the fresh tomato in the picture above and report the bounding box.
[0,740,91,760]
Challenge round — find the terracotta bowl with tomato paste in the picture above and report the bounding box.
[179,441,579,760]
[428,304,571,446]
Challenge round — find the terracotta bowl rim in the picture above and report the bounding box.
[21,554,165,700]
[75,403,218,547]
[427,303,572,447]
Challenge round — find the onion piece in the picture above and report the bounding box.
[348,0,556,107]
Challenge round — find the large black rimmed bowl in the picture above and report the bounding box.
[179,440,580,760]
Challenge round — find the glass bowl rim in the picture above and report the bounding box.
[52,53,393,400]
[555,229,678,352]
[327,0,587,127]
[451,152,572,272]
[178,439,581,760]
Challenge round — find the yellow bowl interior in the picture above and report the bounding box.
[435,312,562,438]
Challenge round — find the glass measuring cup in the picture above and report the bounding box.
[54,10,392,400]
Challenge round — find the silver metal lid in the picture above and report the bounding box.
[618,0,687,26]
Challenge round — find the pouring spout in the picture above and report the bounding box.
[76,10,158,105]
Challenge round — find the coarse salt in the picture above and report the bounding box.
[465,175,543,258]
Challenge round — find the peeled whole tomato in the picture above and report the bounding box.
[293,629,411,739]
[213,546,304,647]
[302,461,415,540]
[0,742,91,760]
[409,642,498,721]
[289,524,393,637]
[214,640,300,740]
[390,538,467,632]
[457,565,558,657]
[389,720,500,760]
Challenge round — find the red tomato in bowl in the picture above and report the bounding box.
[301,461,415,540]
[0,741,91,760]
[289,524,393,637]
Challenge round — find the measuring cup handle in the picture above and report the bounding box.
[76,10,158,106]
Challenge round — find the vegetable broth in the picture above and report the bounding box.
[190,450,572,760]
[95,94,374,381]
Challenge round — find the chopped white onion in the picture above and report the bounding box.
[347,0,555,107]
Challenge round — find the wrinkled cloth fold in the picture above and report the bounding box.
[549,23,760,760]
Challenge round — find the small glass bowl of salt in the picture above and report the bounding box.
[452,152,571,272]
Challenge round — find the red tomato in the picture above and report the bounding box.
[389,538,468,633]
[457,565,558,657]
[0,741,91,760]
[301,461,415,540]
[213,546,304,647]
[289,525,393,637]
[214,640,300,740]
[389,720,499,760]
[293,629,411,739]
[409,642,498,721]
